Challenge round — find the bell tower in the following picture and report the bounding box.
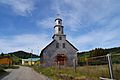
[54,16,63,35]
[53,15,66,41]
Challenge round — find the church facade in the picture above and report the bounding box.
[40,17,78,66]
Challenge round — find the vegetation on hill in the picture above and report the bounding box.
[77,47,120,65]
[78,47,120,57]
[8,51,39,59]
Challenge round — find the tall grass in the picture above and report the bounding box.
[32,64,120,80]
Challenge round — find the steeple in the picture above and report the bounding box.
[54,15,64,35]
[52,15,66,40]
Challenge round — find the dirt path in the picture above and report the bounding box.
[1,66,50,80]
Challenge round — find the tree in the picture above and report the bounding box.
[90,48,109,57]
[1,52,4,57]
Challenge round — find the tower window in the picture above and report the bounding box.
[58,21,61,24]
[56,43,59,48]
[59,37,62,40]
[58,27,60,31]
[63,43,65,48]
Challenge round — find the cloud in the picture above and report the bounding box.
[0,34,52,55]
[35,0,120,31]
[37,17,54,29]
[68,26,120,51]
[50,0,120,31]
[0,0,36,16]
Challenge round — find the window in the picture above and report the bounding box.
[56,43,59,48]
[58,27,60,31]
[59,37,62,40]
[58,20,61,24]
[63,43,65,48]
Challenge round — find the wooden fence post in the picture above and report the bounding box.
[73,59,76,72]
[107,54,114,79]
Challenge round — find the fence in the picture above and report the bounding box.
[77,53,120,80]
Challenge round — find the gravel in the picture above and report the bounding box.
[1,66,50,80]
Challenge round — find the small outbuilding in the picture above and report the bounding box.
[22,58,40,65]
[0,56,12,65]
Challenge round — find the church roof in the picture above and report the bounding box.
[40,39,78,57]
[66,40,78,51]
[40,40,56,57]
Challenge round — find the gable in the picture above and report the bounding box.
[66,40,78,51]
[40,40,56,57]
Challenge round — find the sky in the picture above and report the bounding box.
[0,0,120,55]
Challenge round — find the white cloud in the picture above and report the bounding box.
[0,34,52,55]
[35,0,120,31]
[37,17,54,29]
[0,0,36,16]
[50,0,120,31]
[68,27,120,51]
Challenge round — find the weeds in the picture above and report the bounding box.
[32,64,120,80]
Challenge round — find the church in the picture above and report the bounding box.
[40,16,78,66]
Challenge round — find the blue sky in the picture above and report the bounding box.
[0,0,120,55]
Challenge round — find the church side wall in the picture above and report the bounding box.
[64,40,78,66]
[42,41,57,66]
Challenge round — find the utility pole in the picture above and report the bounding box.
[31,49,33,66]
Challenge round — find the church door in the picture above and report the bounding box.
[55,54,67,65]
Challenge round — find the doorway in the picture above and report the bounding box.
[55,54,67,65]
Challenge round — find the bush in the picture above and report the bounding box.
[0,65,19,69]
[0,67,6,75]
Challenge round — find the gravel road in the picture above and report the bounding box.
[1,66,50,80]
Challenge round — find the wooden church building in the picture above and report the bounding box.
[40,16,78,66]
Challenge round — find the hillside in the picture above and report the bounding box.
[106,47,120,54]
[8,51,39,59]
[77,46,120,65]
[78,46,120,57]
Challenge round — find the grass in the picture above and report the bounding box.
[0,66,7,78]
[0,68,6,74]
[0,65,19,69]
[32,64,120,80]
[32,66,58,80]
